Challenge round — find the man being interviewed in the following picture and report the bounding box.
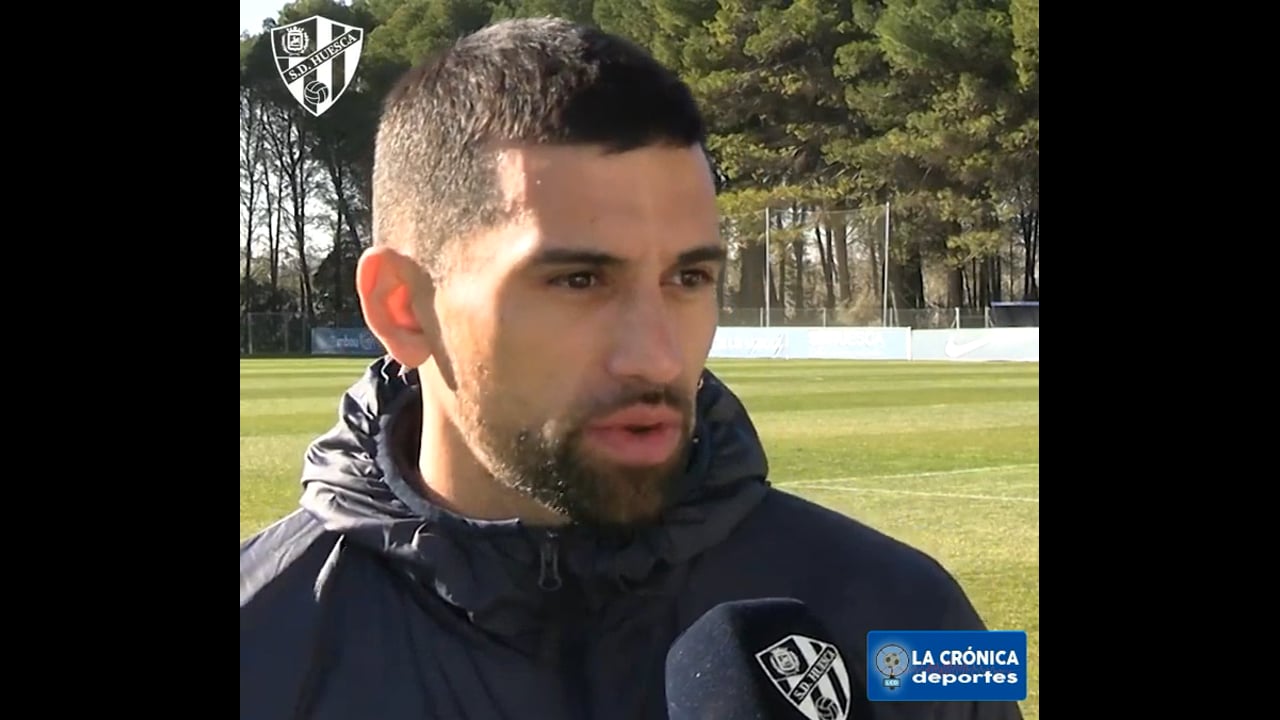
[239,17,1024,720]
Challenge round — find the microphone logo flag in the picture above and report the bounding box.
[755,634,852,720]
[874,644,910,689]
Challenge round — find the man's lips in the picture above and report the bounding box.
[586,406,682,430]
[583,405,684,466]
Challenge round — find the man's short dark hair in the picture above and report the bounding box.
[373,17,708,277]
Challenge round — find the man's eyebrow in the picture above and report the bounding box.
[678,244,727,266]
[528,244,727,268]
[528,248,625,267]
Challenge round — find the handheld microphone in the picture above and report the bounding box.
[665,597,860,720]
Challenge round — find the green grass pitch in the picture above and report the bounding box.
[240,357,1039,719]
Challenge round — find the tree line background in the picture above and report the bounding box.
[239,0,1039,346]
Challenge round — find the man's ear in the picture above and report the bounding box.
[356,246,436,369]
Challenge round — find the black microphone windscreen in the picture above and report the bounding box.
[665,598,858,720]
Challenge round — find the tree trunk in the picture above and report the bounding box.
[1021,209,1039,300]
[891,243,926,309]
[737,236,767,310]
[947,267,965,307]
[818,224,836,310]
[833,218,850,304]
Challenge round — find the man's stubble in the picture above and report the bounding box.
[451,364,694,530]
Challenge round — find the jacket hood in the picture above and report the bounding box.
[297,357,770,641]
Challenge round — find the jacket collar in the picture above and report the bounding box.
[298,358,770,640]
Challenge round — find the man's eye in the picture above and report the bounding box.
[551,272,599,290]
[676,269,715,288]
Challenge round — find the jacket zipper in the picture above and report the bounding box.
[536,531,564,676]
[538,531,563,592]
[536,530,591,719]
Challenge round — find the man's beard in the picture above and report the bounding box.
[459,384,695,530]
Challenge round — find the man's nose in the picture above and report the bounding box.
[605,291,683,386]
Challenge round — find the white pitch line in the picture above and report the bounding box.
[775,463,1039,488]
[784,484,1039,504]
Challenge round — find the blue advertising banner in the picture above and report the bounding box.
[307,325,1034,362]
[910,329,1038,362]
[708,327,912,360]
[866,630,1027,702]
[311,327,385,356]
[804,328,912,360]
[709,327,790,359]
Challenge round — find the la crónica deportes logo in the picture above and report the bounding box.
[865,630,1028,702]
